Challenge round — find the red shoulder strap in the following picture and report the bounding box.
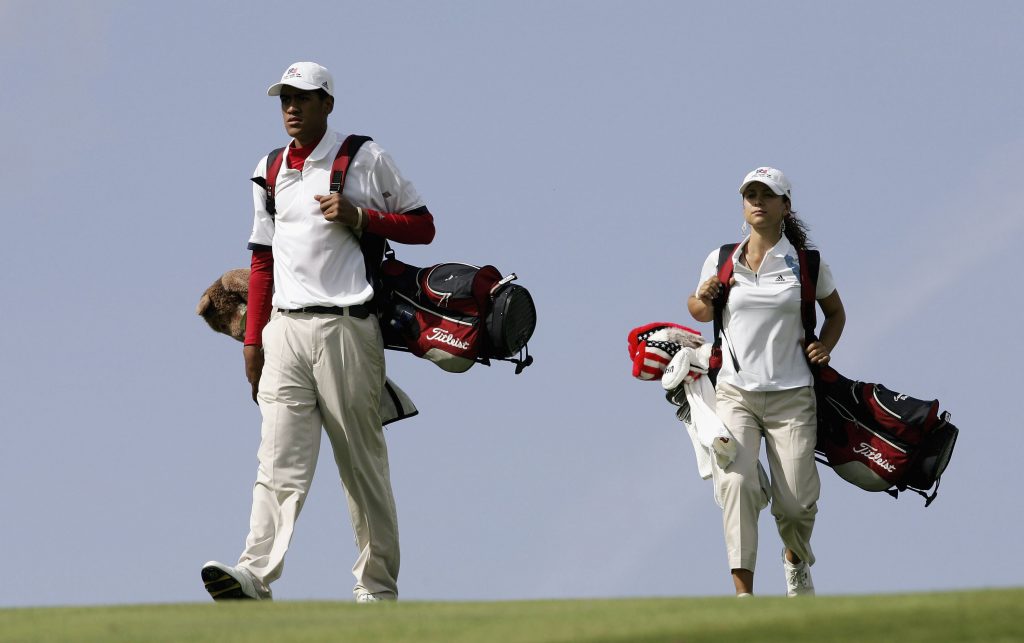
[250,147,285,217]
[716,244,736,287]
[709,243,739,382]
[709,245,820,381]
[797,248,820,343]
[330,135,373,194]
[254,135,373,215]
[330,135,394,310]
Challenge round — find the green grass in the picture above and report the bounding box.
[2,589,1021,642]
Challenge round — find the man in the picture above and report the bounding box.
[202,61,435,603]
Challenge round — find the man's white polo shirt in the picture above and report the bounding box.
[248,128,424,309]
[697,236,836,392]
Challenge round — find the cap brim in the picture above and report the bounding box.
[739,179,787,196]
[267,79,323,96]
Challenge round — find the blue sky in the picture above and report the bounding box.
[3,1,1023,606]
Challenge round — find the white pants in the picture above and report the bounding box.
[237,311,399,598]
[714,381,819,572]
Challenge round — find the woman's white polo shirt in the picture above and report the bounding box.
[697,236,835,392]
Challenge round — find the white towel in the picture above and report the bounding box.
[663,348,735,476]
[663,347,771,509]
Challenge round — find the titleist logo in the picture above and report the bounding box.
[853,442,897,472]
[427,327,470,350]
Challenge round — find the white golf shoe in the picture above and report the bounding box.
[783,551,815,597]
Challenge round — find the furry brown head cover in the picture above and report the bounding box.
[196,267,420,426]
[196,268,250,341]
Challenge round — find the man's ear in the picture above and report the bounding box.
[326,95,335,115]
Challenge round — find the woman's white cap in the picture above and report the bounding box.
[739,167,792,199]
[267,62,334,97]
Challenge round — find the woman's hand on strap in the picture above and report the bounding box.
[804,341,831,365]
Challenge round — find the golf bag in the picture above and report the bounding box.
[814,365,958,505]
[378,254,536,374]
[254,134,536,374]
[711,242,959,505]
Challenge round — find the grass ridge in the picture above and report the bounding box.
[2,588,1021,642]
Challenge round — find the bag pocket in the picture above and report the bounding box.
[392,292,480,373]
[819,396,913,491]
[486,284,537,358]
[905,415,959,490]
[864,383,940,441]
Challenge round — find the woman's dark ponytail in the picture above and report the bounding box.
[783,199,813,250]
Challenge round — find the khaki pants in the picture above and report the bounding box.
[237,311,399,598]
[715,381,819,572]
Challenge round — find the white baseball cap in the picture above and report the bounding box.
[739,166,792,200]
[267,62,334,97]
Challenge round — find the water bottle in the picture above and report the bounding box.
[389,303,417,337]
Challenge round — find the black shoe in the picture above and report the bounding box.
[201,561,265,601]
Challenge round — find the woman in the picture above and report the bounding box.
[687,167,845,597]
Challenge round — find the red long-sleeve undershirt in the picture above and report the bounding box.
[364,207,435,245]
[283,137,436,243]
[244,249,274,346]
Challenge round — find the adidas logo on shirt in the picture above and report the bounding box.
[775,275,785,282]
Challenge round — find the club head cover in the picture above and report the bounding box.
[661,326,705,350]
[628,323,706,381]
[633,338,676,380]
[691,342,713,372]
[662,349,692,390]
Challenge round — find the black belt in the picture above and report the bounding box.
[277,304,371,319]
